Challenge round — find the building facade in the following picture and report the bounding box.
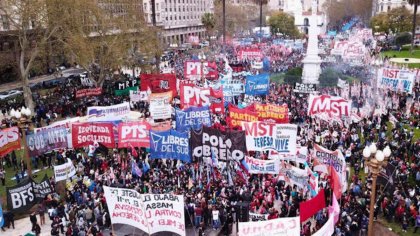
[372,0,413,16]
[143,0,214,45]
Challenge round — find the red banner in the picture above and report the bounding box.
[251,103,289,123]
[118,122,151,148]
[0,127,21,157]
[209,87,225,114]
[140,73,177,96]
[180,84,210,109]
[71,123,115,148]
[237,49,263,60]
[299,189,326,222]
[184,60,219,81]
[228,105,259,128]
[75,87,102,98]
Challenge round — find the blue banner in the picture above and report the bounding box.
[0,202,3,228]
[150,129,190,162]
[245,74,270,95]
[175,106,212,132]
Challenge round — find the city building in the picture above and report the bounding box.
[143,0,214,45]
[372,0,414,16]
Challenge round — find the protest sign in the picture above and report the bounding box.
[312,213,335,236]
[209,87,225,114]
[129,90,149,102]
[252,103,289,123]
[80,76,95,87]
[87,102,131,118]
[71,122,115,148]
[245,74,270,95]
[190,126,246,162]
[237,49,263,60]
[149,92,173,120]
[249,212,269,221]
[75,87,102,98]
[377,67,415,94]
[184,61,219,81]
[140,73,177,96]
[180,84,210,108]
[242,122,297,154]
[118,122,151,148]
[175,106,211,132]
[228,105,259,127]
[114,79,138,96]
[150,129,190,162]
[54,158,76,182]
[32,175,53,201]
[220,79,245,96]
[284,169,309,189]
[238,217,300,236]
[6,179,35,213]
[26,127,68,156]
[307,94,350,118]
[0,127,20,157]
[293,83,317,94]
[244,156,280,174]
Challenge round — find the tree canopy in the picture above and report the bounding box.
[370,7,414,34]
[267,11,300,38]
[323,0,372,28]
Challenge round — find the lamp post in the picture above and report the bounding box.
[372,59,383,98]
[198,53,206,84]
[363,143,391,236]
[11,107,33,177]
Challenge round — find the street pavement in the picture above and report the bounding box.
[0,68,85,93]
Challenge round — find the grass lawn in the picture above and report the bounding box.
[378,218,418,236]
[381,50,420,68]
[270,73,285,84]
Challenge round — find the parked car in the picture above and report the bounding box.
[0,90,23,100]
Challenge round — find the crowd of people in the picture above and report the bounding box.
[0,25,419,236]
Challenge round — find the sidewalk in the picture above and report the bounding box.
[2,215,52,236]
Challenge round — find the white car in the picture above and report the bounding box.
[0,90,23,100]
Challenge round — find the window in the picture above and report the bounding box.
[143,3,147,11]
[387,5,391,11]
[156,3,159,10]
[1,15,9,30]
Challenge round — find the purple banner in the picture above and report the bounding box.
[26,127,69,156]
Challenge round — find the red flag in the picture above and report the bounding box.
[330,166,342,199]
[129,143,139,158]
[299,188,326,223]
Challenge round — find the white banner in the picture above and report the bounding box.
[238,217,300,236]
[242,122,297,154]
[244,156,280,174]
[313,213,335,236]
[149,92,172,120]
[377,68,415,94]
[104,186,186,236]
[87,102,130,118]
[130,90,149,102]
[53,158,76,182]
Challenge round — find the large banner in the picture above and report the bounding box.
[220,79,245,96]
[244,156,280,174]
[150,129,190,162]
[71,122,115,148]
[245,74,270,95]
[252,103,289,123]
[184,61,219,81]
[242,122,297,154]
[118,122,151,148]
[140,74,177,96]
[180,84,210,108]
[228,105,259,127]
[175,106,211,132]
[87,102,131,118]
[209,87,225,114]
[377,68,415,94]
[238,217,300,236]
[32,175,53,200]
[149,92,173,120]
[104,186,186,236]
[129,90,148,102]
[312,213,335,236]
[307,94,350,118]
[237,49,263,60]
[26,127,68,157]
[293,83,316,94]
[190,126,246,161]
[54,158,76,182]
[75,87,102,98]
[114,79,138,96]
[0,127,21,157]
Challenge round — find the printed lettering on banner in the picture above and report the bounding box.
[245,74,270,95]
[32,175,53,201]
[140,74,177,96]
[184,61,219,81]
[149,129,190,162]
[249,212,269,221]
[307,94,351,118]
[238,217,300,236]
[175,106,211,132]
[87,102,131,118]
[252,103,289,123]
[6,179,35,213]
[190,126,246,162]
[26,127,68,157]
[228,105,259,127]
[293,83,317,94]
[242,122,297,154]
[53,158,76,182]
[180,84,210,108]
[129,90,149,102]
[221,79,245,96]
[244,156,280,174]
[114,79,138,96]
[377,68,415,94]
[71,122,115,148]
[80,76,95,87]
[149,92,173,120]
[118,122,151,148]
[238,49,263,61]
[75,87,102,98]
[0,127,21,157]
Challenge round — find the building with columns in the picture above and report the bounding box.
[143,0,214,45]
[372,0,414,16]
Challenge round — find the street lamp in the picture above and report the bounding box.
[363,142,391,236]
[372,59,383,97]
[198,53,206,84]
[11,107,33,177]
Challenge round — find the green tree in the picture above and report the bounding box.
[371,7,412,34]
[409,0,420,53]
[323,0,372,27]
[201,13,216,40]
[319,68,339,87]
[268,12,300,38]
[284,67,302,85]
[395,32,412,46]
